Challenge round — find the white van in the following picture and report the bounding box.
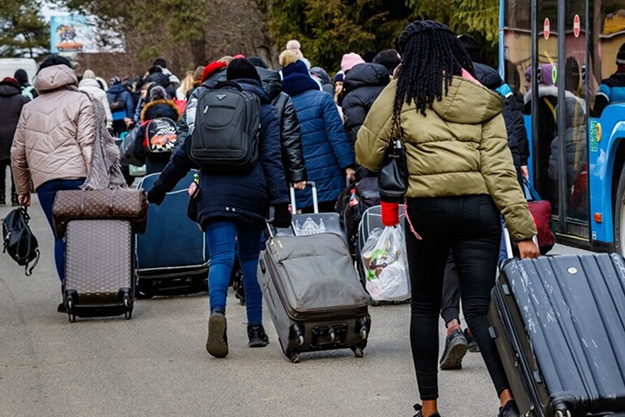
[0,58,38,83]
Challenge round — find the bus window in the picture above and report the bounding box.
[590,1,625,117]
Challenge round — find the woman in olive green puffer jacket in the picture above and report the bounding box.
[355,21,539,417]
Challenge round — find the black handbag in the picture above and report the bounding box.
[2,207,40,276]
[378,112,408,202]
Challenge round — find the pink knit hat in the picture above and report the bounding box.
[341,53,365,73]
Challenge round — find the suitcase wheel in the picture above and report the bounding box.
[289,353,301,363]
[68,313,76,323]
[352,346,364,358]
[360,328,368,341]
[124,310,132,320]
[296,335,304,347]
[555,411,571,417]
[123,293,131,308]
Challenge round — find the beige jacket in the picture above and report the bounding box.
[11,65,95,194]
[356,76,536,242]
[79,78,112,128]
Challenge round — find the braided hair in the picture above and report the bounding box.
[394,20,476,118]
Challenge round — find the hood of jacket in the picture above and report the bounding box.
[34,65,78,93]
[429,76,504,124]
[0,83,21,97]
[257,67,282,100]
[107,82,128,95]
[473,63,503,90]
[140,99,182,122]
[231,79,271,104]
[282,72,320,97]
[78,78,102,90]
[343,63,390,91]
[148,72,171,88]
[201,69,227,90]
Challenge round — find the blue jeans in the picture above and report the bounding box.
[205,220,263,325]
[36,179,85,282]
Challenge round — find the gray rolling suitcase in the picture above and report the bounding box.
[63,219,135,322]
[258,230,371,363]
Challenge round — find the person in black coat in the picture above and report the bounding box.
[0,77,30,205]
[130,84,181,174]
[338,62,389,179]
[339,62,390,147]
[146,59,290,359]
[251,58,307,190]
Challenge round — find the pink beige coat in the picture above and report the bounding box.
[11,64,95,195]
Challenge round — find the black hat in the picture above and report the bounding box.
[248,56,268,69]
[37,54,72,74]
[372,49,401,75]
[617,43,625,65]
[457,34,482,63]
[227,58,261,82]
[14,69,28,84]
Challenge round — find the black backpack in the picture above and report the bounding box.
[190,81,260,173]
[2,207,40,276]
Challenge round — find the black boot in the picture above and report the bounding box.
[247,324,269,347]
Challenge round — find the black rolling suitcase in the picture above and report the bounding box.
[258,228,371,363]
[489,249,625,417]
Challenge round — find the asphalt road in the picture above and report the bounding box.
[0,192,591,417]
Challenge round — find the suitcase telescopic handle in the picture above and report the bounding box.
[503,227,539,261]
[289,181,318,214]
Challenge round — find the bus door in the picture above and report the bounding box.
[532,0,590,239]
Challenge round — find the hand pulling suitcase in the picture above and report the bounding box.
[135,171,208,296]
[258,228,371,363]
[63,219,135,322]
[288,181,348,245]
[489,231,625,417]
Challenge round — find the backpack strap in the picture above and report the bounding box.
[24,249,40,277]
[214,81,243,91]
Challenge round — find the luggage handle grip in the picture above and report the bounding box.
[289,181,318,214]
[265,218,296,239]
[503,227,539,261]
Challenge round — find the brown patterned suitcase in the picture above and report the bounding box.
[52,188,148,238]
[63,219,135,321]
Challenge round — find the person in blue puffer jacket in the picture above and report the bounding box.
[146,59,290,359]
[281,57,356,212]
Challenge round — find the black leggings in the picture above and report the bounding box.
[405,195,509,400]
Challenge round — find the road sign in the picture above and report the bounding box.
[544,18,550,39]
[574,14,581,38]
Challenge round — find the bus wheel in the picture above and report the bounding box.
[614,168,625,256]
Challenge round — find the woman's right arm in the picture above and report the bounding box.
[479,114,537,242]
[10,113,32,196]
[355,85,395,171]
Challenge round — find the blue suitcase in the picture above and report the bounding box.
[136,170,208,296]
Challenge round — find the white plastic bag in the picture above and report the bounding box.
[360,226,411,301]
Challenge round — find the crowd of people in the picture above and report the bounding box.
[1,20,547,417]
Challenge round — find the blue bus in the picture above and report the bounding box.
[501,0,625,254]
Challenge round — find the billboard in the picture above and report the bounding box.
[50,15,124,54]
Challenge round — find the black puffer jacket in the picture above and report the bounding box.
[474,63,529,177]
[257,67,307,183]
[0,81,29,160]
[339,63,389,147]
